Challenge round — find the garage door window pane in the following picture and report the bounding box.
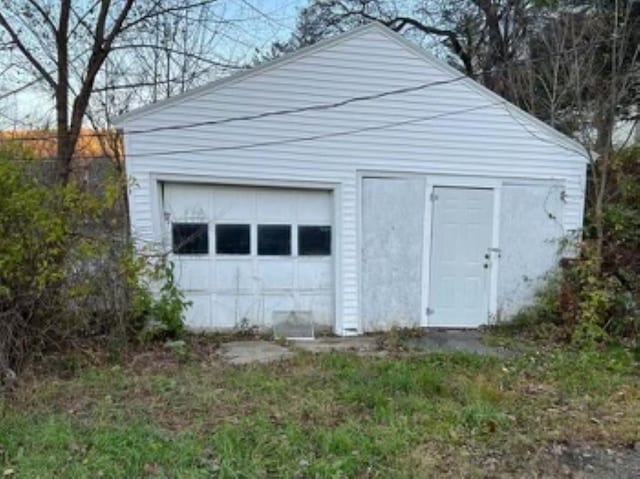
[258,225,291,255]
[216,224,250,254]
[298,226,331,256]
[172,223,209,255]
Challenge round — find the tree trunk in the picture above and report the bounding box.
[56,1,72,183]
[591,113,614,273]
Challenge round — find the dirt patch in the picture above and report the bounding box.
[547,442,640,478]
[126,337,221,375]
[405,441,640,477]
[219,340,294,365]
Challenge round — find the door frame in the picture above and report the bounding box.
[421,176,502,327]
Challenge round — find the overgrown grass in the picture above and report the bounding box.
[1,344,639,477]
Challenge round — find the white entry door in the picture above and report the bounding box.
[428,187,494,328]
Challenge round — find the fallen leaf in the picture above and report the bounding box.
[143,463,159,476]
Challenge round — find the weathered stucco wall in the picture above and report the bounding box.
[361,177,425,331]
[497,182,565,319]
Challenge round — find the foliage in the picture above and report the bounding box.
[497,146,640,347]
[0,346,638,477]
[135,261,191,342]
[568,146,640,345]
[0,145,188,374]
[493,273,567,342]
[0,145,96,372]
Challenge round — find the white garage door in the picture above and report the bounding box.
[162,183,334,330]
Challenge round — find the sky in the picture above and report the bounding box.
[0,0,306,130]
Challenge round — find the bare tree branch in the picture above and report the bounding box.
[25,0,57,36]
[387,16,474,75]
[111,43,243,69]
[119,0,219,34]
[0,11,57,89]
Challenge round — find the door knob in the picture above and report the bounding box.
[483,263,488,269]
[484,253,490,259]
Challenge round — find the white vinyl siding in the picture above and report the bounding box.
[120,25,587,334]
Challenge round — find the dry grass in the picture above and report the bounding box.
[1,339,639,477]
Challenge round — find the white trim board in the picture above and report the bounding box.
[150,173,340,190]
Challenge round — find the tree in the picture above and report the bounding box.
[0,0,228,183]
[269,0,537,98]
[507,1,639,266]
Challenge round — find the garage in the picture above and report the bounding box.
[118,23,587,334]
[162,183,334,330]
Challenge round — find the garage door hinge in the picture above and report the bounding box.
[426,307,434,316]
[430,193,438,201]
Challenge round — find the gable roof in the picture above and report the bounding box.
[114,22,587,157]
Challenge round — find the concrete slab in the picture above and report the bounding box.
[219,330,508,365]
[289,336,380,354]
[219,341,293,365]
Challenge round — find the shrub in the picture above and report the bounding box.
[134,260,191,341]
[499,146,640,347]
[0,146,91,372]
[493,273,567,341]
[0,145,188,374]
[563,243,639,347]
[499,248,639,347]
[566,145,640,346]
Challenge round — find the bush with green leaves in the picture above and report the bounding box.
[564,146,640,346]
[494,273,565,341]
[134,260,191,342]
[0,145,189,374]
[501,146,640,347]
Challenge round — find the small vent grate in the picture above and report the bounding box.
[272,310,315,341]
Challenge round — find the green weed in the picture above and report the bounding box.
[1,345,638,477]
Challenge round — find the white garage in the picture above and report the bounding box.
[162,183,334,330]
[116,23,587,334]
